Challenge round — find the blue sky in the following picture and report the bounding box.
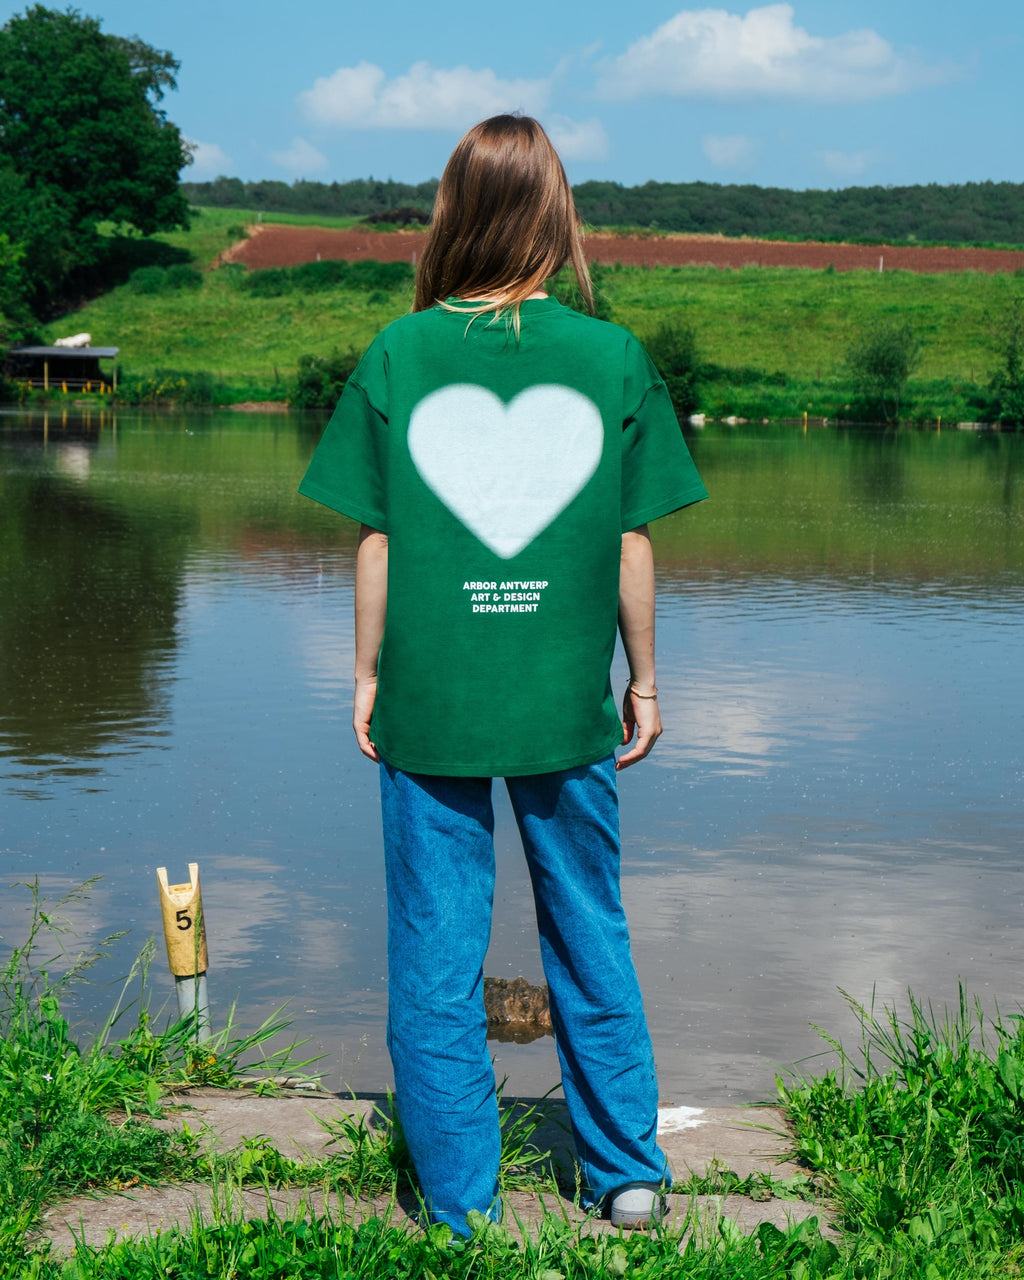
[5,1,1022,189]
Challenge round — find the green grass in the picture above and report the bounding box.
[30,209,1022,417]
[46,251,414,401]
[12,1208,842,1279]
[606,262,1019,383]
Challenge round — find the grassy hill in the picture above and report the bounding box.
[24,206,1024,423]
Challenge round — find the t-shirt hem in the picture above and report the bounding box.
[621,481,709,531]
[375,732,622,778]
[297,478,388,531]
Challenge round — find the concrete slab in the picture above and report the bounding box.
[36,1090,832,1256]
[152,1088,378,1161]
[656,1105,803,1181]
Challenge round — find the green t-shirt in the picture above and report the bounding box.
[299,297,707,776]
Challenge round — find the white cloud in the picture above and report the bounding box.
[546,115,609,161]
[298,60,549,131]
[701,133,756,169]
[597,4,953,102]
[270,136,329,175]
[820,148,873,177]
[185,140,232,177]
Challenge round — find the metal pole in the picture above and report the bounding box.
[174,971,211,1032]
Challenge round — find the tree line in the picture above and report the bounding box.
[180,176,1024,247]
[180,176,441,221]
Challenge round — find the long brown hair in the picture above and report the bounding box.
[413,114,593,327]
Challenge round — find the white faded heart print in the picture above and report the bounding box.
[407,384,604,558]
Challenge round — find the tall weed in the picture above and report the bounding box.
[780,985,1024,1273]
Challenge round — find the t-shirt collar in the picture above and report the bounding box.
[441,295,563,314]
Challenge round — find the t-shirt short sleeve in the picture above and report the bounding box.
[620,335,708,532]
[297,337,389,531]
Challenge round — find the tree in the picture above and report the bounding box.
[0,233,30,343]
[645,321,702,417]
[987,297,1024,430]
[0,6,190,314]
[845,320,923,422]
[292,349,362,409]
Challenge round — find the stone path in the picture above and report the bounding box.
[40,1089,832,1253]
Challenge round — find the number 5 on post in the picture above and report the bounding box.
[156,862,211,1038]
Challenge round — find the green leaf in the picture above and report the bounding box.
[606,1244,628,1277]
[996,1047,1024,1101]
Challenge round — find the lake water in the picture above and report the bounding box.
[2,406,1022,1104]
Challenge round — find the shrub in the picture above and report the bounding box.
[242,267,291,297]
[845,319,923,422]
[239,259,414,299]
[645,320,702,416]
[128,265,167,294]
[363,206,430,225]
[163,263,203,291]
[128,264,203,295]
[343,259,414,291]
[217,261,247,288]
[290,259,350,292]
[291,348,361,409]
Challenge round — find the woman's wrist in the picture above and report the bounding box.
[626,678,658,699]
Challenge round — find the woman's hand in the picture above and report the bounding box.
[617,685,663,770]
[353,676,380,762]
[354,525,388,763]
[617,526,662,770]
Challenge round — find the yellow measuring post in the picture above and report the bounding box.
[157,862,208,974]
[156,862,211,1037]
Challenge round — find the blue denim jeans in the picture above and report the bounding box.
[379,754,669,1236]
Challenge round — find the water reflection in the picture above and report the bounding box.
[0,446,188,794]
[1,410,1022,1103]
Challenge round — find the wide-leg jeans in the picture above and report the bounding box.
[379,754,669,1236]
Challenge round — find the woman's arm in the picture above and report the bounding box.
[617,524,663,770]
[353,524,388,762]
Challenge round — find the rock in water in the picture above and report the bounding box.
[483,976,552,1034]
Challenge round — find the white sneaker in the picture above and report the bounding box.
[608,1182,667,1229]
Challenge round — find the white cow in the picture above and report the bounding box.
[54,333,92,348]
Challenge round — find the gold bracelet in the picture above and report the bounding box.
[626,682,658,699]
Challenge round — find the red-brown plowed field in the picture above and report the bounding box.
[221,226,427,269]
[223,222,1024,274]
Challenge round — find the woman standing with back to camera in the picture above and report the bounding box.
[299,114,707,1237]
